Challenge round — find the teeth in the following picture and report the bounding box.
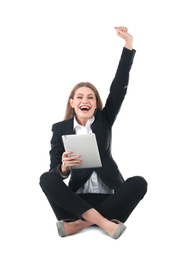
[80,106,89,110]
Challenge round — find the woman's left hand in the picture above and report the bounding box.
[115,26,133,50]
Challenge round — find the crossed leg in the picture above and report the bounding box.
[62,208,121,237]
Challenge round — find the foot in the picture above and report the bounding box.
[109,219,127,239]
[57,219,92,237]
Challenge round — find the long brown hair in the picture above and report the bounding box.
[64,82,103,120]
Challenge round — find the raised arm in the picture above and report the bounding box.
[102,26,136,126]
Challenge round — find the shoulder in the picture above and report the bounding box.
[52,118,73,132]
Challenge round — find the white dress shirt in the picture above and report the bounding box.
[73,117,114,194]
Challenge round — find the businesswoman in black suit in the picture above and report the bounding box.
[40,26,147,239]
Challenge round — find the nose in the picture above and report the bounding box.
[81,99,88,104]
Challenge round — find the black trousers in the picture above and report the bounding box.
[39,172,147,223]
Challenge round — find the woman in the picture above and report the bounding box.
[40,26,147,239]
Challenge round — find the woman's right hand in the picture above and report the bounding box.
[61,151,82,173]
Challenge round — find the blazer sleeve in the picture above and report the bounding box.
[48,123,70,178]
[103,47,136,126]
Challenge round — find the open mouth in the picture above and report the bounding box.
[80,106,90,111]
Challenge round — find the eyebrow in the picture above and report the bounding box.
[76,93,95,96]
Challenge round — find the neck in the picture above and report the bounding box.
[75,117,88,126]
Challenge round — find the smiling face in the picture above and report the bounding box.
[69,86,97,126]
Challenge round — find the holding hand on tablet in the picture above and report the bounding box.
[40,26,147,240]
[61,151,81,174]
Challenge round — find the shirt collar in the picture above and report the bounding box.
[73,116,95,130]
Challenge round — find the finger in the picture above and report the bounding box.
[115,26,128,32]
[61,151,73,161]
[63,159,82,167]
[63,151,73,157]
[62,155,81,165]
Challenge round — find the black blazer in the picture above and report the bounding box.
[49,47,136,192]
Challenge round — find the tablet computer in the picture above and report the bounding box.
[62,133,102,169]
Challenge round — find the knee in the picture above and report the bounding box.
[135,175,147,186]
[128,175,148,195]
[135,176,148,195]
[39,171,50,190]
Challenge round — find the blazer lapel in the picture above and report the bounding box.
[64,118,76,135]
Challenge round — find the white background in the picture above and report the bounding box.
[0,0,185,259]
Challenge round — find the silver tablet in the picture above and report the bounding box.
[62,133,102,169]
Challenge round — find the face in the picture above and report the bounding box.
[70,86,97,125]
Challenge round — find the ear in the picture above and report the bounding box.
[69,98,74,108]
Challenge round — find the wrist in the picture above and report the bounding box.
[124,42,133,50]
[124,37,133,50]
[61,164,70,175]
